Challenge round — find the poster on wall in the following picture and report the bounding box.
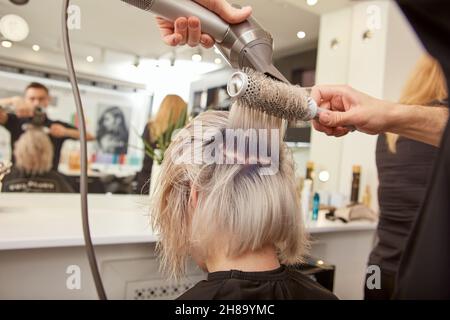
[96,104,131,155]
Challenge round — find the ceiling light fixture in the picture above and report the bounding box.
[306,0,318,6]
[297,31,306,39]
[192,53,202,62]
[32,44,40,52]
[1,40,13,48]
[0,14,29,42]
[214,58,222,65]
[86,55,94,63]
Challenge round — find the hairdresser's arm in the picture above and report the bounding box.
[311,85,449,147]
[65,128,95,141]
[49,124,95,141]
[156,0,252,48]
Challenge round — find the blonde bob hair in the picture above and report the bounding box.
[151,110,308,278]
[14,129,54,175]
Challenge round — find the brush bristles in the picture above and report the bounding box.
[235,68,312,122]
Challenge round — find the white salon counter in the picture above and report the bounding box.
[0,193,377,300]
[0,193,375,251]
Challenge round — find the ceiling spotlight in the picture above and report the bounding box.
[214,58,222,65]
[1,40,13,48]
[192,53,202,62]
[297,31,306,39]
[214,47,221,55]
[32,44,40,52]
[306,0,318,6]
[0,14,29,42]
[86,55,94,63]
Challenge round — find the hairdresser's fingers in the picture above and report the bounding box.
[319,109,356,128]
[332,127,351,137]
[187,17,202,47]
[313,119,351,137]
[157,17,183,46]
[311,85,354,111]
[195,0,252,24]
[317,100,331,111]
[200,34,215,48]
[174,17,188,45]
[312,120,335,136]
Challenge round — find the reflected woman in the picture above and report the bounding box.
[136,95,187,194]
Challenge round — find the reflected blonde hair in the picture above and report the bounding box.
[151,110,308,278]
[386,54,447,152]
[14,129,53,175]
[148,95,187,143]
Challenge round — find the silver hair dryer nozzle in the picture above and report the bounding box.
[227,70,321,121]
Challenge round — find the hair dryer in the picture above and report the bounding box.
[121,0,289,83]
[120,0,332,122]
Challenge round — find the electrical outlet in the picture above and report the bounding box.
[126,275,205,300]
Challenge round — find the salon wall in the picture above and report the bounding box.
[310,1,423,209]
[274,48,318,84]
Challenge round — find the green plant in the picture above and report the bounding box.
[141,107,188,165]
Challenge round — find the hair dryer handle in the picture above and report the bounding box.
[123,0,230,43]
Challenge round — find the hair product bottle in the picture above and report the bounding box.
[312,192,320,221]
[350,165,361,204]
[306,161,315,181]
[301,179,313,222]
[362,185,372,207]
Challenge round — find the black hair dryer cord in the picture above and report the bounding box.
[61,0,107,300]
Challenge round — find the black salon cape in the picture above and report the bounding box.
[177,266,337,300]
[394,0,450,299]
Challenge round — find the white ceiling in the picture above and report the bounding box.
[0,0,351,65]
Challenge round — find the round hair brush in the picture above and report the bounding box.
[227,68,323,122]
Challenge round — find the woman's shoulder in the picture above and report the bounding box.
[284,267,338,300]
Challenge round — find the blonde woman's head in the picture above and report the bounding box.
[387,54,448,152]
[151,110,308,278]
[149,95,187,143]
[14,129,54,175]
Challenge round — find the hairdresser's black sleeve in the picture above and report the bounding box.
[394,0,450,299]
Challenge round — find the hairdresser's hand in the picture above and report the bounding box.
[0,96,33,118]
[311,85,392,137]
[156,0,252,48]
[49,124,68,138]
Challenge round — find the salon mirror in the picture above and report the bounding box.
[0,0,327,195]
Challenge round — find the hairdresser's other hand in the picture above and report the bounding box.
[311,85,392,137]
[156,0,252,48]
[49,123,68,138]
